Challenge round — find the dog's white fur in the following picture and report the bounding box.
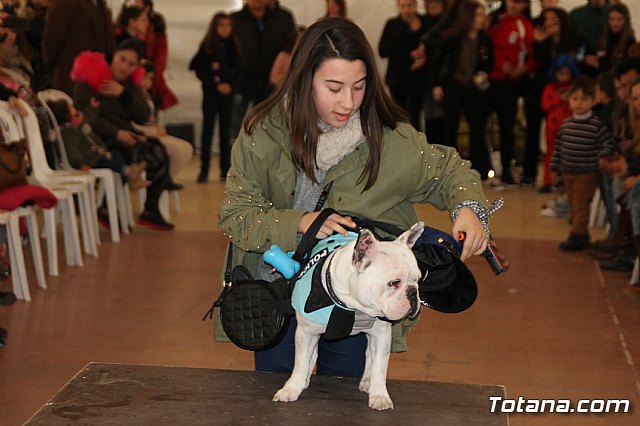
[273,222,424,410]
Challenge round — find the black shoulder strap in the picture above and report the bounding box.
[224,242,234,285]
[292,207,336,264]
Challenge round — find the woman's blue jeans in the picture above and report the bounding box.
[254,316,367,377]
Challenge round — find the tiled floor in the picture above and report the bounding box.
[1,158,639,425]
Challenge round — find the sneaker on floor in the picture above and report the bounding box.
[137,210,174,231]
[559,234,590,251]
[540,207,559,217]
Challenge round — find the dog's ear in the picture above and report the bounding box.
[397,222,424,249]
[352,228,378,272]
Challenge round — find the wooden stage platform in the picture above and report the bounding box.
[26,363,508,425]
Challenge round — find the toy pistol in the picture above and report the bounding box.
[457,232,509,275]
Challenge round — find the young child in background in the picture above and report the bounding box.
[47,97,149,190]
[551,75,616,251]
[133,60,193,185]
[540,53,579,193]
[189,12,238,183]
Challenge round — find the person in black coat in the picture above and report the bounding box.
[189,12,239,182]
[430,0,494,179]
[379,0,428,128]
[230,0,295,139]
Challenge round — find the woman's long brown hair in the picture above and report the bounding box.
[245,18,408,191]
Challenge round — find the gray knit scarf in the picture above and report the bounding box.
[316,110,366,171]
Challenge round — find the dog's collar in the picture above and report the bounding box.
[324,252,351,310]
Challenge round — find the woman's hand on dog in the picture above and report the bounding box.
[452,207,487,261]
[298,212,356,239]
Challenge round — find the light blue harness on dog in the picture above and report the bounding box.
[291,232,357,325]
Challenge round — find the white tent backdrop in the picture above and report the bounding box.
[106,1,640,152]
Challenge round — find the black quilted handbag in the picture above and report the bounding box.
[202,243,293,351]
[203,208,337,351]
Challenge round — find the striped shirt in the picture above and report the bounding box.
[551,113,615,174]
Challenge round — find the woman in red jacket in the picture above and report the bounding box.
[488,0,536,185]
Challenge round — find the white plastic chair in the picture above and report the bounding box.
[37,89,131,241]
[15,205,47,291]
[42,187,84,275]
[1,100,99,257]
[0,205,47,301]
[0,102,82,278]
[0,210,29,300]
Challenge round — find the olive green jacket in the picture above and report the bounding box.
[216,105,489,352]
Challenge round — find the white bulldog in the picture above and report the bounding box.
[273,222,424,410]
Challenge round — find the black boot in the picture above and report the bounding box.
[137,210,175,231]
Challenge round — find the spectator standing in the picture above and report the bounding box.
[379,0,428,128]
[230,0,295,139]
[533,7,584,76]
[17,0,49,91]
[42,0,115,95]
[595,2,635,73]
[551,76,615,251]
[141,0,178,110]
[539,54,579,193]
[569,0,609,51]
[527,7,584,187]
[430,0,494,178]
[420,0,447,142]
[189,12,239,183]
[115,5,149,48]
[487,0,536,185]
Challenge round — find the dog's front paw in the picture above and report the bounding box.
[273,386,302,403]
[369,394,394,410]
[359,377,371,393]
